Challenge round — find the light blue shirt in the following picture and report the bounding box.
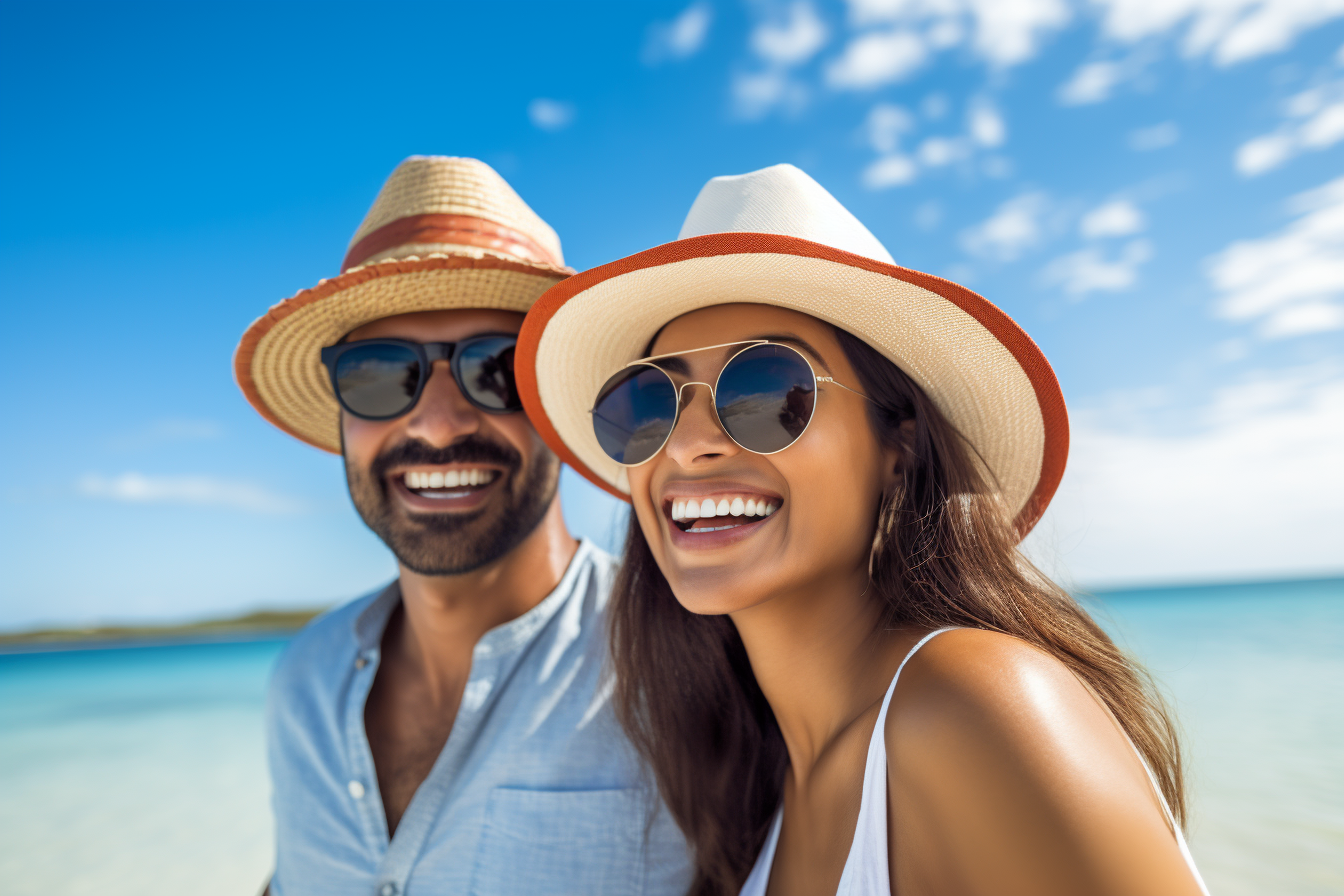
[266,540,692,896]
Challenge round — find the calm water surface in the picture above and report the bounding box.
[1,579,1340,895]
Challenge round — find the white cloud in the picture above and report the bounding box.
[825,28,928,88]
[527,98,575,131]
[1207,175,1344,337]
[1042,239,1153,296]
[968,0,1071,66]
[864,102,916,152]
[1080,199,1146,238]
[78,473,308,514]
[858,96,1006,186]
[960,192,1050,261]
[1057,60,1125,105]
[643,2,713,65]
[751,1,829,65]
[1023,367,1344,587]
[840,0,1070,66]
[1091,0,1344,66]
[1235,80,1344,175]
[106,418,224,451]
[968,99,1006,146]
[917,135,972,165]
[731,69,808,119]
[862,154,919,188]
[1129,121,1181,150]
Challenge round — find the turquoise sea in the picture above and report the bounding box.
[1,578,1340,895]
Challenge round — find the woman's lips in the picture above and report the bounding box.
[661,489,783,549]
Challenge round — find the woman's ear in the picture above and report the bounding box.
[880,418,916,493]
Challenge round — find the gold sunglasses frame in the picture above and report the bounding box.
[590,339,872,467]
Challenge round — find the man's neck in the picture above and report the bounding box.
[392,500,580,697]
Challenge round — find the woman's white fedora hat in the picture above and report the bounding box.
[516,164,1067,535]
[235,155,573,452]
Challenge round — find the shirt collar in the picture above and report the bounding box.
[350,539,597,657]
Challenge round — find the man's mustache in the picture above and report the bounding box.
[370,435,522,482]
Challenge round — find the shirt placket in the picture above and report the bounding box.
[371,640,507,896]
[342,644,387,859]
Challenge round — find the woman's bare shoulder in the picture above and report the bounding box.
[880,629,1200,896]
[883,627,1125,770]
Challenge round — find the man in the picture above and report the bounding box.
[235,156,691,895]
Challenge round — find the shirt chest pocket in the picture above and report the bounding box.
[469,787,647,896]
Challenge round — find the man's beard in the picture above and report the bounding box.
[346,434,560,576]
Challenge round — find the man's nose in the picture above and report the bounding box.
[401,360,480,445]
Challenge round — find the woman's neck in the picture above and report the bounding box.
[730,566,902,784]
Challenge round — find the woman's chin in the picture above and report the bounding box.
[667,572,775,617]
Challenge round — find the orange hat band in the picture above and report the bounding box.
[342,213,563,272]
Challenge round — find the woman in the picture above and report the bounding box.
[515,165,1208,896]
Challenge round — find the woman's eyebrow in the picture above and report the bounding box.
[750,334,832,373]
[650,356,691,375]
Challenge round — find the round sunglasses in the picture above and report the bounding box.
[591,340,871,466]
[320,335,521,420]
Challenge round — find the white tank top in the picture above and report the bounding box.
[738,628,1210,896]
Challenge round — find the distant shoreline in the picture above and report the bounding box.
[2,574,1340,655]
[0,608,327,654]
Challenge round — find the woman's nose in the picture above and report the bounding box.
[661,383,741,467]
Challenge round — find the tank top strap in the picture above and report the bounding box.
[834,627,960,896]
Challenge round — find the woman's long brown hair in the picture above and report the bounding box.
[610,325,1185,896]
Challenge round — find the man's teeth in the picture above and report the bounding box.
[404,469,498,489]
[669,496,777,521]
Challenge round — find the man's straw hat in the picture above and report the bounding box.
[517,164,1068,536]
[235,156,573,452]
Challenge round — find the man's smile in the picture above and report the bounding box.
[389,465,507,512]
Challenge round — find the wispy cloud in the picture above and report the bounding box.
[1090,0,1344,67]
[106,418,224,451]
[960,192,1050,261]
[78,473,309,514]
[1042,240,1153,297]
[860,96,1008,190]
[751,1,828,66]
[527,98,575,132]
[1207,175,1344,338]
[839,0,1071,68]
[731,2,829,118]
[1026,366,1344,586]
[643,2,713,65]
[1129,121,1180,151]
[825,29,928,89]
[1235,77,1344,176]
[1080,199,1146,238]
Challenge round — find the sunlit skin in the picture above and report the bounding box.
[342,309,578,836]
[629,304,1205,896]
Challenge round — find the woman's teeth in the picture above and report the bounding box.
[669,496,777,522]
[403,469,498,495]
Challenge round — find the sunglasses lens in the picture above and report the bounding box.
[715,344,816,453]
[592,366,678,465]
[332,343,422,419]
[457,336,520,411]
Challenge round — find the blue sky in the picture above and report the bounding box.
[2,1,1342,630]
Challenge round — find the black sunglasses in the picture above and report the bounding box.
[320,335,521,421]
[591,340,871,466]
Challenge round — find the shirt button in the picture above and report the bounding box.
[355,656,368,669]
[379,883,398,896]
[347,780,365,799]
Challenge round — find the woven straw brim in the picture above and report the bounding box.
[517,233,1068,537]
[237,253,570,452]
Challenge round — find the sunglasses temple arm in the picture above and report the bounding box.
[817,376,877,405]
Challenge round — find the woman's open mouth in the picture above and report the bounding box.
[666,494,779,534]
